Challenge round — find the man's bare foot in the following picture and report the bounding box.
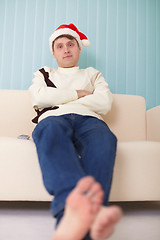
[90,205,123,240]
[51,176,104,240]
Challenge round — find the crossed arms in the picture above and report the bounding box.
[29,70,113,116]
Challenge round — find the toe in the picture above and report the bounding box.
[76,176,95,194]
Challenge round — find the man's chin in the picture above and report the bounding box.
[61,64,76,68]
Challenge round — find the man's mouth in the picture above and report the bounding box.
[63,55,72,59]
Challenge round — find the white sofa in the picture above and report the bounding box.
[0,90,160,202]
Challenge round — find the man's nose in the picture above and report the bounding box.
[64,45,69,53]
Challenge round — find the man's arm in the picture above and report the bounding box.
[29,76,78,109]
[76,90,92,98]
[74,72,113,116]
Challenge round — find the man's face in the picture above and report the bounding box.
[53,37,81,68]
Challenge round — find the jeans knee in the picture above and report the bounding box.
[33,117,63,144]
[103,131,117,157]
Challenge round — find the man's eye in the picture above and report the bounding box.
[69,43,73,47]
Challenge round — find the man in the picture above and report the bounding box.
[29,23,119,240]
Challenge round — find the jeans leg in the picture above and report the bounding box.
[74,116,117,206]
[32,116,86,216]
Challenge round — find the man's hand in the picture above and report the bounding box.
[76,90,92,99]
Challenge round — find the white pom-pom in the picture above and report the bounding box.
[82,39,90,47]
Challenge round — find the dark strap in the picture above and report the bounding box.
[39,68,57,88]
[32,68,59,124]
[32,106,59,124]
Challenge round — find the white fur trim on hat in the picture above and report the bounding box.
[49,28,82,53]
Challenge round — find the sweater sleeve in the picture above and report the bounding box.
[29,70,78,109]
[75,70,113,115]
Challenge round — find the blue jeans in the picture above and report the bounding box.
[32,114,117,230]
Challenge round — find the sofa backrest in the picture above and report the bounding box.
[0,90,146,141]
[103,94,146,141]
[0,90,35,138]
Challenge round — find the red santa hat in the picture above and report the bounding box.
[49,23,90,53]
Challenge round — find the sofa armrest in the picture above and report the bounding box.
[147,105,160,141]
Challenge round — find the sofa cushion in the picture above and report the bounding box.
[0,136,52,201]
[1,137,159,202]
[103,94,146,141]
[110,141,160,201]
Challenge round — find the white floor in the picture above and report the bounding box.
[0,201,160,240]
[109,202,160,240]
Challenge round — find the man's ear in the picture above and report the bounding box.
[52,52,55,58]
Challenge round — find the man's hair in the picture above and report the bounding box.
[52,34,79,52]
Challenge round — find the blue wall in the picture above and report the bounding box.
[0,0,160,110]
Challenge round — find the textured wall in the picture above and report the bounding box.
[0,0,159,110]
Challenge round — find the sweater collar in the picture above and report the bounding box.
[57,66,79,74]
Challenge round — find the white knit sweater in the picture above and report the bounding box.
[29,66,113,123]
